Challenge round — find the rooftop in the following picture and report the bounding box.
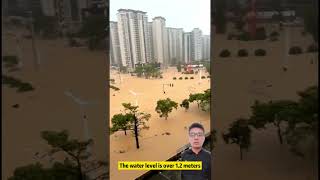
[117,9,147,14]
[153,16,166,21]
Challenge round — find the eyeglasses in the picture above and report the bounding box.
[189,132,204,138]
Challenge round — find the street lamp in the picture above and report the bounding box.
[129,90,142,106]
[27,11,41,71]
[64,90,98,153]
[162,83,171,94]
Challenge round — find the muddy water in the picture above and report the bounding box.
[109,68,210,180]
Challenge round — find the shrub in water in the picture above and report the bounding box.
[238,49,248,57]
[254,49,266,56]
[220,49,231,57]
[289,46,303,55]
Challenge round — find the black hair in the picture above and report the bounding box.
[188,122,205,133]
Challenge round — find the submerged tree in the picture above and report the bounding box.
[110,114,132,135]
[222,118,252,160]
[155,98,178,120]
[177,61,182,72]
[9,130,108,180]
[8,161,79,180]
[180,99,190,111]
[285,86,318,157]
[249,100,299,145]
[111,103,151,149]
[188,89,211,112]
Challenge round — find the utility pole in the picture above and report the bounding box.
[27,11,41,71]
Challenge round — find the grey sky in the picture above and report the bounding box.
[110,0,210,35]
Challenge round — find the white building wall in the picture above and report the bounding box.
[183,32,193,64]
[192,28,203,61]
[117,9,148,70]
[202,35,210,60]
[152,17,167,66]
[110,21,122,66]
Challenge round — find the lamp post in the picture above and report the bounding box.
[27,11,41,71]
[129,90,142,106]
[64,90,98,153]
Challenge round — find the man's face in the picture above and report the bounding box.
[188,127,205,149]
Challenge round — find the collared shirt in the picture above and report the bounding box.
[180,148,211,180]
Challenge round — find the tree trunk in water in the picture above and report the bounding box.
[77,159,83,180]
[124,129,127,135]
[277,124,283,144]
[240,147,243,160]
[134,116,140,149]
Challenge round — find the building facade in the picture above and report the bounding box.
[183,32,193,64]
[117,9,149,70]
[110,21,122,66]
[167,27,183,65]
[192,28,203,61]
[152,16,168,67]
[146,22,154,63]
[202,35,210,60]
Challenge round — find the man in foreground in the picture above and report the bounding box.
[181,122,211,180]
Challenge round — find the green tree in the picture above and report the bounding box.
[134,65,144,77]
[177,61,182,72]
[8,163,51,180]
[2,75,35,92]
[155,98,178,120]
[180,99,190,111]
[122,103,151,149]
[111,114,132,135]
[285,86,318,156]
[188,89,211,112]
[8,161,79,180]
[41,130,93,180]
[249,100,298,144]
[222,118,252,160]
[9,130,108,180]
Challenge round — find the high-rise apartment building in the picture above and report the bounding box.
[202,35,210,60]
[192,28,203,61]
[167,27,183,64]
[110,21,122,66]
[183,32,193,64]
[146,22,154,62]
[152,16,168,67]
[117,9,149,70]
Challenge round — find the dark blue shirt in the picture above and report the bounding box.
[180,148,211,180]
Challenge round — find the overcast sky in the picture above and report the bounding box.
[110,0,210,35]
